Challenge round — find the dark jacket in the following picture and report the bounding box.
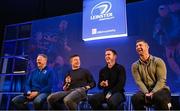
[98,63,126,94]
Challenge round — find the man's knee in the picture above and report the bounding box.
[34,99,42,105]
[153,89,171,104]
[33,95,46,106]
[47,94,54,103]
[11,95,27,109]
[11,95,24,105]
[33,98,45,110]
[153,95,171,110]
[63,96,72,105]
[11,97,17,105]
[132,93,145,105]
[154,95,167,104]
[11,97,19,108]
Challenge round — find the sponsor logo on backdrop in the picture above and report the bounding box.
[92,28,116,35]
[92,28,97,34]
[90,1,114,21]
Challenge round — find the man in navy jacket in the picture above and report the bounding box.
[12,54,54,110]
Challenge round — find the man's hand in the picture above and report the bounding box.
[104,80,108,87]
[145,92,153,105]
[63,75,71,91]
[83,85,91,90]
[65,75,71,83]
[145,92,153,98]
[100,80,108,87]
[27,91,39,100]
[100,81,105,87]
[63,82,70,91]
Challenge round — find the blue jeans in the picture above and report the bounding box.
[47,87,86,110]
[12,93,49,110]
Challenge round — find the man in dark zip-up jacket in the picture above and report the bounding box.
[47,54,96,110]
[89,48,126,110]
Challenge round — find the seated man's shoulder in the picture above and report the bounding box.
[30,68,38,73]
[132,60,139,66]
[80,68,91,73]
[153,56,164,63]
[47,66,54,72]
[116,63,125,68]
[99,66,107,72]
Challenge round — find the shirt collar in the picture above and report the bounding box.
[139,55,153,64]
[38,66,47,71]
[106,63,117,69]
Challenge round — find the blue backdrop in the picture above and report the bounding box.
[29,0,180,93]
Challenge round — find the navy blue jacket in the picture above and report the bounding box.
[25,66,54,94]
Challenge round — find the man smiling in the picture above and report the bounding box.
[131,39,171,110]
[12,54,54,110]
[89,48,126,110]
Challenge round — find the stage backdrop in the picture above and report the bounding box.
[29,0,180,93]
[82,0,127,41]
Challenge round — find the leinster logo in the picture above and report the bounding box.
[90,1,114,21]
[42,70,47,74]
[91,1,111,15]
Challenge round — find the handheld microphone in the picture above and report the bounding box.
[63,75,71,90]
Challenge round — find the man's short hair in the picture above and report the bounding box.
[105,48,117,55]
[38,54,48,59]
[69,54,80,60]
[136,39,148,44]
[136,39,149,48]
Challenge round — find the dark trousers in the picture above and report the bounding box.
[11,93,49,110]
[88,92,125,110]
[47,87,86,110]
[131,88,171,110]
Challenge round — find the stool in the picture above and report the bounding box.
[102,101,126,110]
[144,105,155,111]
[78,97,91,110]
[144,102,172,111]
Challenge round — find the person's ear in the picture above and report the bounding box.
[114,54,117,59]
[147,44,149,49]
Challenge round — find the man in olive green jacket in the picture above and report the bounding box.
[131,39,171,110]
